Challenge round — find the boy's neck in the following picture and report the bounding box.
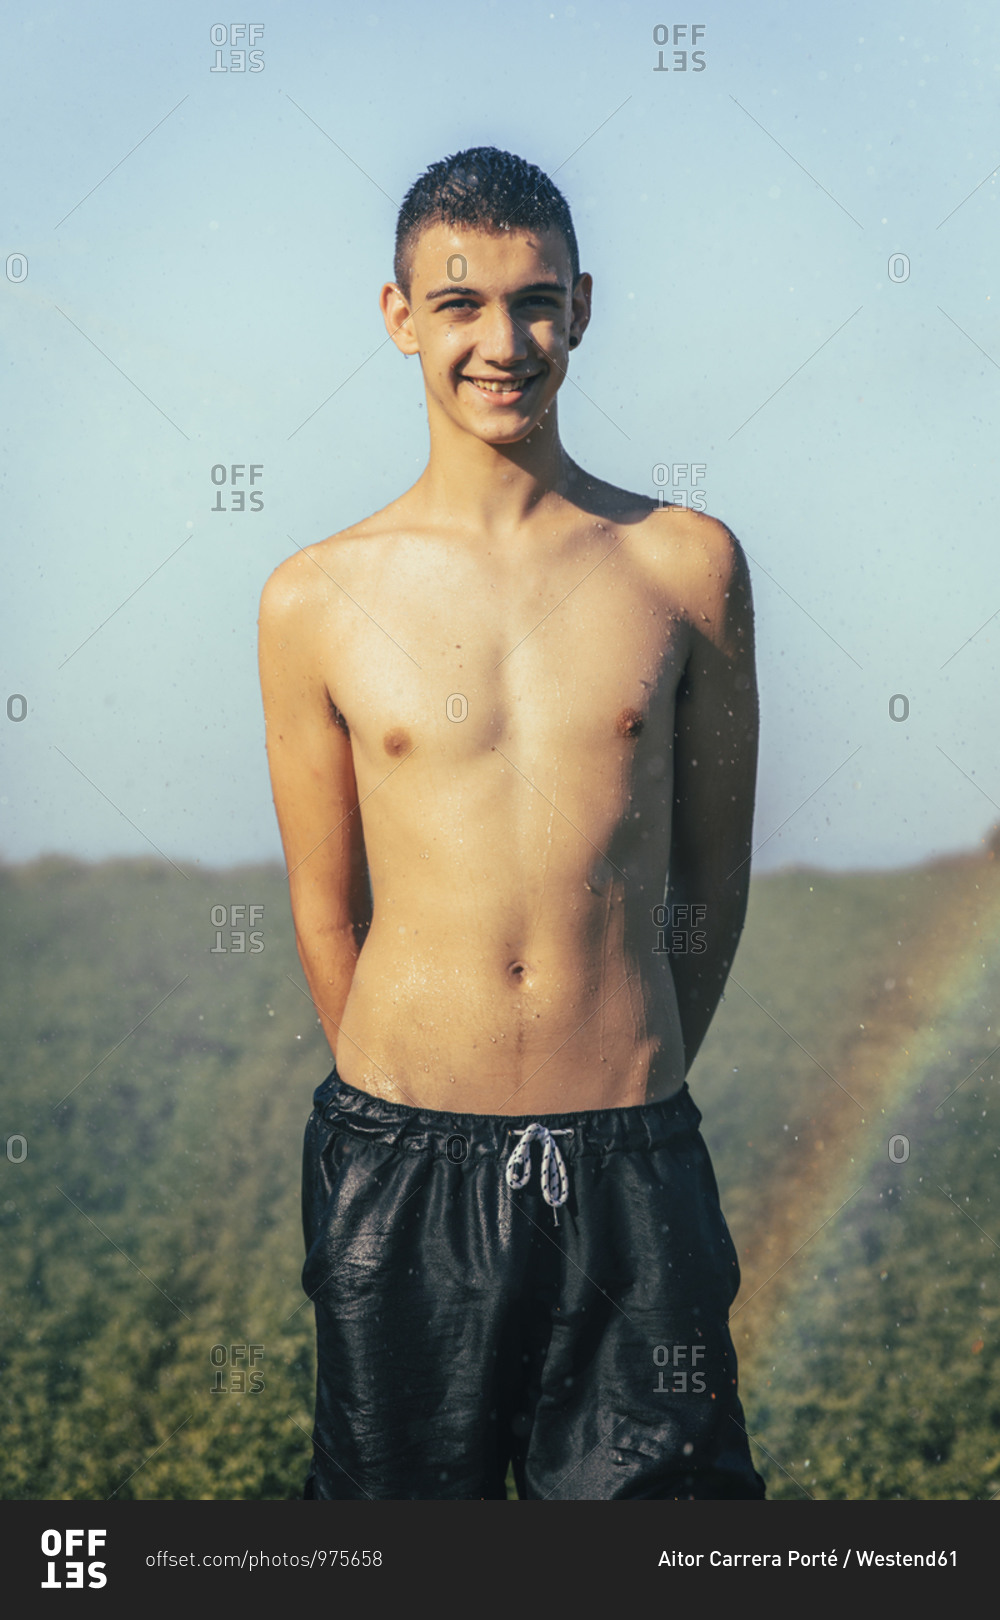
[415,404,581,541]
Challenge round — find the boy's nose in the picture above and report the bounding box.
[475,305,531,363]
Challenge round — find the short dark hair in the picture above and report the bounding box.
[393,146,580,301]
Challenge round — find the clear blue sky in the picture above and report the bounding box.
[2,0,997,872]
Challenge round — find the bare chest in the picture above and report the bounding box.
[318,535,690,770]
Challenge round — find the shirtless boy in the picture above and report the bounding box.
[259,147,765,1500]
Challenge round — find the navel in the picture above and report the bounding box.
[615,706,645,739]
[383,726,412,757]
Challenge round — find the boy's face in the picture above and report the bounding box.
[382,222,591,445]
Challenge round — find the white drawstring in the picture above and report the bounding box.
[505,1123,573,1225]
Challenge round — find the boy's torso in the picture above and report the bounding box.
[301,482,725,1116]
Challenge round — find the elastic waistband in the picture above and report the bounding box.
[310,1060,702,1159]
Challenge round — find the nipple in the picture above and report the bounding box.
[615,707,645,739]
[383,726,412,757]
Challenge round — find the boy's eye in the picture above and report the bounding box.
[436,296,559,312]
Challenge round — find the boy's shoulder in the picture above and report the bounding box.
[575,473,752,655]
[258,497,407,621]
[577,472,748,592]
[642,499,748,589]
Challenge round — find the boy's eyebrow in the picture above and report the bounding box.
[423,279,569,302]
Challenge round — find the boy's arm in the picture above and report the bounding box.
[666,518,759,1074]
[258,551,371,1058]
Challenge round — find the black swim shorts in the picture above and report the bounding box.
[301,1062,765,1500]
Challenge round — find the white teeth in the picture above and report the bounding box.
[466,377,534,392]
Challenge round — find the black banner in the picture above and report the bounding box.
[2,1500,994,1601]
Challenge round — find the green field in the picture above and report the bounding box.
[1,850,997,1499]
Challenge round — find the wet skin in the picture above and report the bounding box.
[259,225,758,1115]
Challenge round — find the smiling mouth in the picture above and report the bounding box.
[461,374,541,396]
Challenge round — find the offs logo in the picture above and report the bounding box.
[41,1529,107,1589]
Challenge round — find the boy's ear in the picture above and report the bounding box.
[381,282,421,356]
[568,269,592,352]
